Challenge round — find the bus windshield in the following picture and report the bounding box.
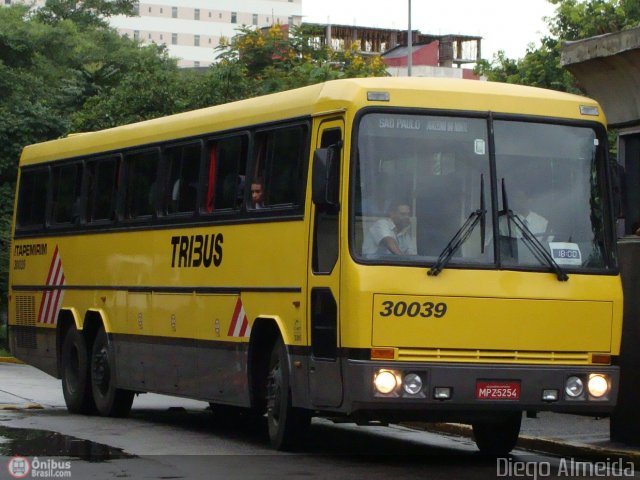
[352,112,614,272]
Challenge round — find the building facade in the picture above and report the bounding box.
[307,23,482,79]
[112,0,302,67]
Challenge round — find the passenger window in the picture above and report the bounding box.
[51,164,82,225]
[164,142,201,215]
[124,149,159,219]
[16,168,49,229]
[86,157,119,223]
[252,125,307,209]
[202,135,247,212]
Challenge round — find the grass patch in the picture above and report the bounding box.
[0,347,10,357]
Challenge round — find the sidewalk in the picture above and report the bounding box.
[412,412,640,465]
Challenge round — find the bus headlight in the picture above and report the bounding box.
[565,376,584,398]
[403,373,423,395]
[374,369,400,395]
[587,374,609,398]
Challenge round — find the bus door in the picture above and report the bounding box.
[307,119,344,407]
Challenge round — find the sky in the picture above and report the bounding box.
[301,0,557,61]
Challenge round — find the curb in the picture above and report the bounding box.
[410,422,640,466]
[0,357,23,364]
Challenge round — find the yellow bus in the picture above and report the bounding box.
[8,77,622,454]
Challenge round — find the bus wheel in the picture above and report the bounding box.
[472,412,522,456]
[61,326,96,414]
[266,337,310,450]
[90,326,134,417]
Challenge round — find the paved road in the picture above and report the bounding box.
[0,363,637,479]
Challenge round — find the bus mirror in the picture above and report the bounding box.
[312,147,340,207]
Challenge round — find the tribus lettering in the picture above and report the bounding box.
[170,234,223,268]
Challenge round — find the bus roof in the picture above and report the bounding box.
[19,77,605,166]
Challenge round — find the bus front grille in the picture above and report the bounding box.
[397,348,591,365]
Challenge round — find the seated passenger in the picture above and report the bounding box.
[362,201,417,256]
[251,177,265,209]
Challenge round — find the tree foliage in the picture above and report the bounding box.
[547,0,640,40]
[35,0,137,28]
[70,43,186,130]
[476,0,640,92]
[209,24,388,100]
[0,5,180,309]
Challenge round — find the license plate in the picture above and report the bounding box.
[476,381,520,400]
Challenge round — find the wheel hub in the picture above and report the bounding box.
[93,346,110,395]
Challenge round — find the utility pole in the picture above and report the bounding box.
[407,0,412,76]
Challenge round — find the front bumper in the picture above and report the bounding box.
[339,360,619,419]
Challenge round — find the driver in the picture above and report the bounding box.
[362,201,417,255]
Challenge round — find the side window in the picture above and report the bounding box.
[16,168,49,229]
[51,163,82,225]
[202,135,247,213]
[164,142,201,215]
[86,157,119,223]
[252,124,307,209]
[123,149,159,219]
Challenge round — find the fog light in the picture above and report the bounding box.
[565,376,584,398]
[434,387,451,400]
[587,374,609,398]
[403,373,423,395]
[542,389,559,402]
[374,369,400,394]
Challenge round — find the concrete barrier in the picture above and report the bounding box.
[611,238,640,444]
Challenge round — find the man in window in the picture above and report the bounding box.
[251,177,265,209]
[362,201,417,256]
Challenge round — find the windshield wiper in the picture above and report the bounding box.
[429,175,486,277]
[500,179,569,282]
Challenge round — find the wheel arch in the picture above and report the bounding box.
[55,308,81,378]
[56,308,111,377]
[83,309,110,353]
[247,316,285,412]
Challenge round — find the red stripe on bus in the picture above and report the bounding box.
[228,297,242,336]
[238,313,248,337]
[44,255,64,324]
[38,246,59,323]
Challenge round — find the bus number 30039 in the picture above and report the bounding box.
[379,301,447,318]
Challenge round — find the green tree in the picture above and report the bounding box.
[35,0,137,28]
[0,6,78,310]
[546,0,640,40]
[0,5,187,312]
[70,43,186,131]
[209,24,388,100]
[476,0,640,92]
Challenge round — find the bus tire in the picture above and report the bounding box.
[90,326,134,417]
[61,326,96,414]
[266,337,310,451]
[472,412,522,456]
